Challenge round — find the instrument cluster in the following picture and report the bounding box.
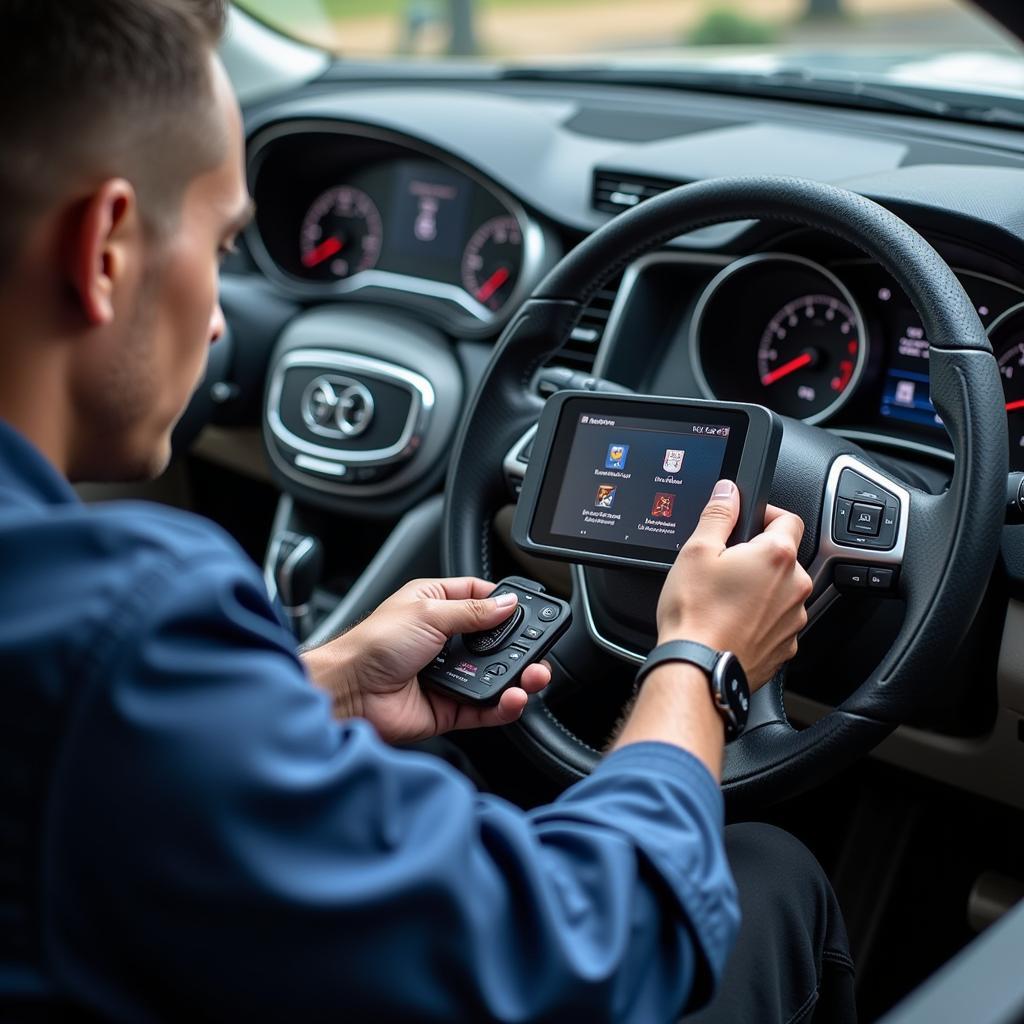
[246,124,543,333]
[689,253,1024,469]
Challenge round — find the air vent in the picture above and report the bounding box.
[557,274,624,371]
[592,170,686,215]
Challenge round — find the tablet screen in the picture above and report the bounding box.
[529,396,750,566]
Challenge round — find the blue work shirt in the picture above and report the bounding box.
[0,418,739,1022]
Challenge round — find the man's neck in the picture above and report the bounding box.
[0,351,74,479]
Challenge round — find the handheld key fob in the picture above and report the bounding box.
[420,577,572,706]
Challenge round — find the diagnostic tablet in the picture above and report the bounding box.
[512,392,782,572]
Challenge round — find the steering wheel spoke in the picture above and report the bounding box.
[502,423,538,500]
[805,454,912,627]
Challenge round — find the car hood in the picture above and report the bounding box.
[972,0,1024,43]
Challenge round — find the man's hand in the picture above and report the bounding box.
[615,480,812,778]
[303,577,552,744]
[656,479,813,690]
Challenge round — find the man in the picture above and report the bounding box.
[0,1,854,1020]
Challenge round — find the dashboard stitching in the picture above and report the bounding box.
[480,519,492,582]
[776,668,788,724]
[539,698,601,757]
[520,352,552,390]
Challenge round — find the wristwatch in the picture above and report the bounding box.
[634,640,750,741]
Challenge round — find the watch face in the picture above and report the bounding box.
[714,653,750,735]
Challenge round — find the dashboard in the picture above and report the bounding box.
[246,122,552,335]
[673,251,1024,468]
[235,83,1024,512]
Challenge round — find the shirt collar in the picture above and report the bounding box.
[0,418,79,507]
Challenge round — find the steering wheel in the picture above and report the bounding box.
[442,177,1007,806]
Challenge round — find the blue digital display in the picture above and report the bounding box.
[879,323,945,430]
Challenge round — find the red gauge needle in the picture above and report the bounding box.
[476,266,510,303]
[761,351,814,387]
[302,236,343,268]
[1006,399,1024,412]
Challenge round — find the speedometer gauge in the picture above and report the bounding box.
[298,185,383,281]
[461,215,522,312]
[756,295,860,419]
[690,253,868,425]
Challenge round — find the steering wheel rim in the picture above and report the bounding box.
[442,176,1007,807]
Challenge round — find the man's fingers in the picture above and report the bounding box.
[494,687,529,723]
[519,662,551,695]
[451,687,529,732]
[758,506,805,549]
[687,479,740,552]
[762,504,790,528]
[424,591,518,637]
[421,576,496,602]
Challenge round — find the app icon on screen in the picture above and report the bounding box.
[595,484,617,508]
[663,449,685,473]
[605,443,629,469]
[895,380,916,407]
[650,492,675,518]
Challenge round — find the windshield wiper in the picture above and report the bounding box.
[751,68,950,116]
[502,64,1024,128]
[756,68,1024,127]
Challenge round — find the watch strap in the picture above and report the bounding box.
[635,639,748,741]
[634,639,720,691]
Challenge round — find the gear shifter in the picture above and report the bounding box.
[272,530,324,641]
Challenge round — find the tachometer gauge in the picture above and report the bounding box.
[756,294,861,419]
[690,254,868,425]
[298,185,383,280]
[987,302,1024,471]
[461,215,522,312]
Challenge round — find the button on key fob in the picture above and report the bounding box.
[420,576,571,706]
[463,605,525,654]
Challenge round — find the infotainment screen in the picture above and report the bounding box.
[513,393,781,571]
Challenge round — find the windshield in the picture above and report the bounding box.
[237,0,1024,106]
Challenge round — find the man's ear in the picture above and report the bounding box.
[64,178,140,327]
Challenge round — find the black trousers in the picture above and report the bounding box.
[685,822,857,1024]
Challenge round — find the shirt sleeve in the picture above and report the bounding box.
[43,546,739,1023]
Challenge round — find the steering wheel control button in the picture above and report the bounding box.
[868,568,895,590]
[837,468,891,505]
[835,564,869,588]
[831,468,901,551]
[849,502,883,536]
[420,578,572,707]
[877,506,900,546]
[464,606,525,654]
[834,497,853,532]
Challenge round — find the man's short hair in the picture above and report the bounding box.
[0,0,228,280]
